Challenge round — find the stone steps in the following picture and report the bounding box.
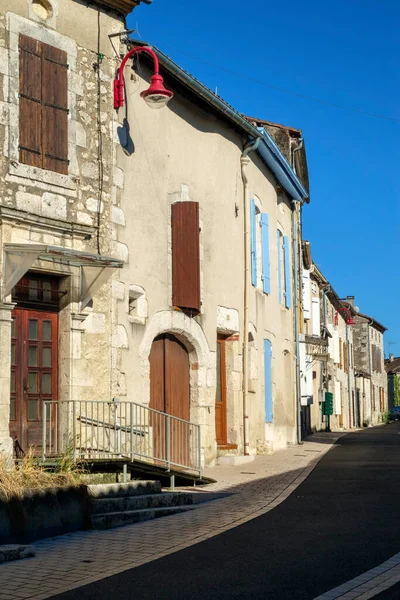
[88,480,198,530]
[90,492,194,515]
[91,505,195,530]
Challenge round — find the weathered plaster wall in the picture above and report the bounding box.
[113,65,296,464]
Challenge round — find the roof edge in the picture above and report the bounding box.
[131,41,308,202]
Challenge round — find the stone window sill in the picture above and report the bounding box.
[128,315,146,326]
[9,162,77,192]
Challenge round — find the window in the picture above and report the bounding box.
[128,285,148,325]
[339,337,343,369]
[311,296,321,336]
[264,339,273,423]
[277,230,291,308]
[171,201,200,314]
[250,199,257,287]
[19,34,68,175]
[277,230,283,304]
[343,342,348,374]
[260,213,270,294]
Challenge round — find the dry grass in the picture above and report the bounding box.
[0,449,84,501]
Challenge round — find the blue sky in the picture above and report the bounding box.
[128,0,399,355]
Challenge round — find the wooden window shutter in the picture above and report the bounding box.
[19,35,42,168]
[171,202,200,314]
[261,213,270,294]
[264,339,273,423]
[339,338,343,369]
[283,235,292,309]
[250,199,257,287]
[19,35,68,175]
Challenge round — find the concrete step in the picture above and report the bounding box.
[91,505,195,530]
[87,480,162,499]
[90,492,194,515]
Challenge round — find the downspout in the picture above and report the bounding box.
[291,200,302,444]
[367,318,373,425]
[322,284,331,430]
[346,323,352,427]
[292,139,304,444]
[241,137,260,456]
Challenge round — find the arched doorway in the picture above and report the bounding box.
[149,334,190,466]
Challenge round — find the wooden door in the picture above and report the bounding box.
[215,336,227,446]
[10,308,58,454]
[149,334,190,467]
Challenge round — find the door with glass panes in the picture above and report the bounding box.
[10,308,58,453]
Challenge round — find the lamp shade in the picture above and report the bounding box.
[140,74,173,109]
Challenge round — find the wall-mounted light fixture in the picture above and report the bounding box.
[335,307,355,326]
[113,46,173,110]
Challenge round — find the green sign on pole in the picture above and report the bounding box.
[322,392,334,416]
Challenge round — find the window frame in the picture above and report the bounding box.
[7,13,78,191]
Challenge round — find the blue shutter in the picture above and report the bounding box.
[264,339,273,423]
[261,213,270,294]
[250,199,257,286]
[277,230,282,304]
[283,235,291,308]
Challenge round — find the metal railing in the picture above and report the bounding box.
[42,400,201,477]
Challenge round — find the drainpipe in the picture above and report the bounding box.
[321,284,331,430]
[367,319,373,425]
[241,137,260,456]
[346,323,352,427]
[292,139,304,444]
[291,200,302,444]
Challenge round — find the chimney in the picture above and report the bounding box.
[390,354,394,362]
[346,296,355,308]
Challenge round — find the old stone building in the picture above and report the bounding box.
[385,355,400,410]
[345,298,387,426]
[299,259,358,435]
[0,0,311,469]
[0,0,147,460]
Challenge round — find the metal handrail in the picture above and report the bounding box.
[42,399,202,477]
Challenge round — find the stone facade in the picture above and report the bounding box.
[352,307,387,425]
[0,0,126,457]
[0,0,306,467]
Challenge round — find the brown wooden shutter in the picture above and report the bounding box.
[19,35,68,175]
[172,202,200,314]
[19,35,42,168]
[42,43,68,174]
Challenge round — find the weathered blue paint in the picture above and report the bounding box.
[251,198,257,287]
[283,235,291,308]
[277,230,282,304]
[264,339,273,423]
[261,213,270,294]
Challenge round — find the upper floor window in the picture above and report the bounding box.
[171,201,201,315]
[277,229,291,308]
[19,34,69,175]
[250,198,270,294]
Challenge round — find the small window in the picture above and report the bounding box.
[128,285,148,325]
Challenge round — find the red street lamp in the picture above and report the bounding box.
[334,307,356,326]
[114,46,173,110]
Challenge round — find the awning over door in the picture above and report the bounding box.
[3,244,123,308]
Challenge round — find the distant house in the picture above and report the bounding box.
[385,356,400,410]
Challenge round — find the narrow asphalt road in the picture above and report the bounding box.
[50,423,400,600]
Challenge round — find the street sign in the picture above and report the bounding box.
[322,392,333,416]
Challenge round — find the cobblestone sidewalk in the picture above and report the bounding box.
[0,433,342,600]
